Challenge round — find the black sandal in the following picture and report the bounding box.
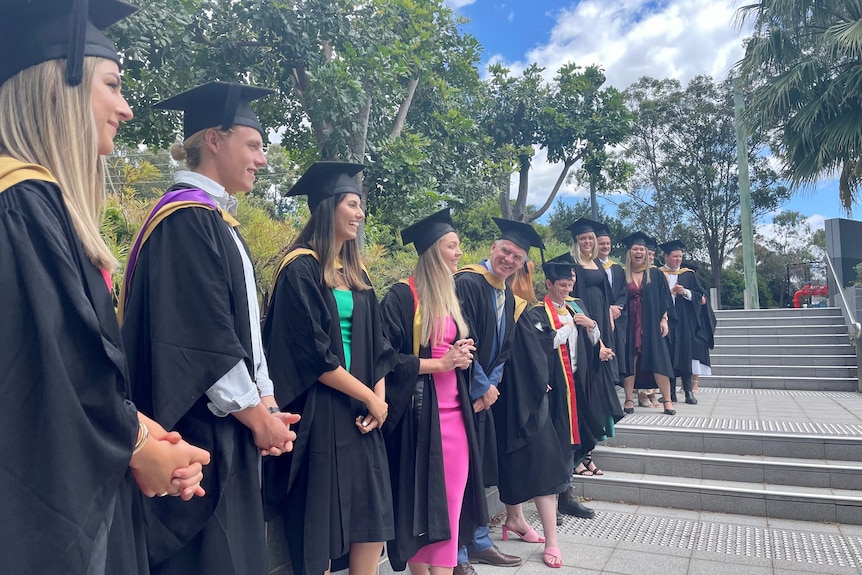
[584,453,604,476]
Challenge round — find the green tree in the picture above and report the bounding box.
[736,0,862,212]
[618,75,790,291]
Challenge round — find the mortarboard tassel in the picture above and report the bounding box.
[67,0,88,85]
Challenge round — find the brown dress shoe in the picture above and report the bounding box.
[468,545,523,567]
[454,562,479,575]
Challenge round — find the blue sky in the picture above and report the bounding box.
[445,0,851,232]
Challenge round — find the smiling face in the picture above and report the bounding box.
[665,249,683,269]
[333,192,365,245]
[577,232,596,257]
[488,239,527,281]
[436,231,462,274]
[629,244,647,265]
[210,125,267,194]
[90,59,132,156]
[597,235,611,258]
[546,276,575,305]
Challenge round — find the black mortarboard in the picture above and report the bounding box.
[154,81,275,140]
[646,236,658,251]
[492,218,546,254]
[594,223,612,238]
[542,260,576,282]
[567,218,603,239]
[659,240,686,254]
[285,161,365,213]
[401,208,456,255]
[0,0,138,87]
[621,231,651,249]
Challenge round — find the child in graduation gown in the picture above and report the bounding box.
[263,161,398,575]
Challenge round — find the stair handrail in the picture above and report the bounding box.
[824,254,861,341]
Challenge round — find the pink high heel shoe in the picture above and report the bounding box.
[501,524,545,543]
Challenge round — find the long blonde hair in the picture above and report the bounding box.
[571,231,598,266]
[415,237,468,346]
[290,193,370,291]
[0,57,116,270]
[625,249,651,285]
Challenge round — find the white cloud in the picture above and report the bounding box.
[490,0,755,210]
[444,0,477,9]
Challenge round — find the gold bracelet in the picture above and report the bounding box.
[132,421,149,455]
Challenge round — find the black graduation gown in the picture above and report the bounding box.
[626,268,675,378]
[662,268,704,377]
[0,177,147,574]
[605,261,630,378]
[380,281,488,571]
[121,188,266,575]
[453,266,516,487]
[494,301,597,505]
[262,247,398,575]
[692,295,716,367]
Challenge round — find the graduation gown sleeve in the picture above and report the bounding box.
[0,181,145,575]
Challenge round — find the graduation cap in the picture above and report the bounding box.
[492,218,545,255]
[567,218,603,239]
[620,231,651,249]
[400,208,456,255]
[285,161,365,213]
[154,81,275,140]
[0,0,138,87]
[594,223,612,238]
[542,260,576,282]
[658,239,686,254]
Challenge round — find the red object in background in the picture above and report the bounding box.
[792,284,828,308]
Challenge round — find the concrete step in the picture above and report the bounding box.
[698,374,858,391]
[714,344,854,356]
[608,421,862,460]
[717,315,845,327]
[716,307,843,318]
[710,364,857,378]
[570,470,862,524]
[591,445,862,490]
[711,354,857,367]
[714,333,850,346]
[715,324,847,335]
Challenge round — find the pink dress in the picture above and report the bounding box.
[409,317,469,567]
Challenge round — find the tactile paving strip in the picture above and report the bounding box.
[534,510,862,566]
[698,389,861,399]
[619,414,862,436]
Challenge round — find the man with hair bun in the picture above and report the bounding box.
[120,81,300,575]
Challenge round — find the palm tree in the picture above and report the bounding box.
[736,0,862,212]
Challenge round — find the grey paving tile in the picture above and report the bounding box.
[583,483,639,504]
[602,548,690,575]
[835,503,862,525]
[640,487,702,511]
[701,493,767,517]
[689,549,773,568]
[772,560,862,574]
[698,511,769,527]
[687,557,773,574]
[511,562,602,575]
[765,497,837,523]
[765,517,842,533]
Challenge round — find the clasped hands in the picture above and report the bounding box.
[441,338,475,371]
[130,418,210,501]
[252,409,301,457]
[472,384,499,413]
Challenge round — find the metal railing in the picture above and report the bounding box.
[824,254,862,393]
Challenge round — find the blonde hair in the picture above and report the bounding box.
[571,231,598,266]
[509,260,537,305]
[290,193,370,291]
[414,237,468,347]
[170,127,232,169]
[0,58,117,270]
[625,249,652,285]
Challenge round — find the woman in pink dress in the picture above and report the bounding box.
[382,208,489,575]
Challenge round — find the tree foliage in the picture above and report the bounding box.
[618,75,791,291]
[736,0,862,213]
